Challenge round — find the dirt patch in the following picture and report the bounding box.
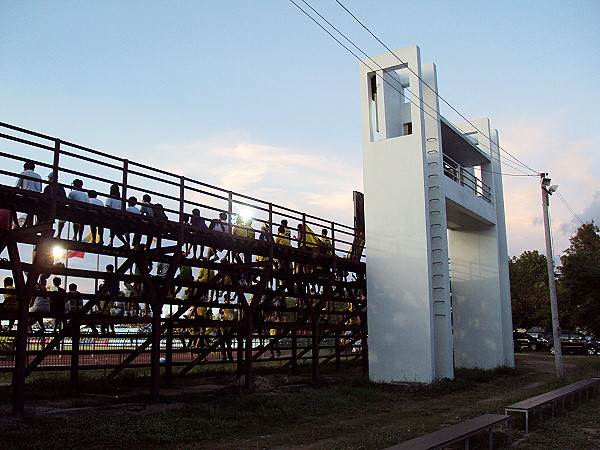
[229,375,274,391]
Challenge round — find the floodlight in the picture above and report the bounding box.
[53,246,65,260]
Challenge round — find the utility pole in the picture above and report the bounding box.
[540,173,564,379]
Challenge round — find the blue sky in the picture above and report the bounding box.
[2,0,599,258]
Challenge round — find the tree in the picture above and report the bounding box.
[509,250,552,330]
[558,222,600,336]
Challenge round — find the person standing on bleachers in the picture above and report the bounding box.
[67,179,89,242]
[14,160,42,227]
[105,184,128,247]
[125,196,141,248]
[43,172,67,238]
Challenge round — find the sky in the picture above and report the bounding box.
[1,0,599,261]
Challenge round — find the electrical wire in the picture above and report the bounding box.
[334,0,541,176]
[289,0,534,177]
[556,191,585,226]
[480,168,537,177]
[289,1,440,123]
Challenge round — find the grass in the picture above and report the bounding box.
[0,354,599,449]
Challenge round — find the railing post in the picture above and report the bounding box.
[165,323,173,387]
[312,314,320,383]
[179,176,185,246]
[49,140,61,225]
[121,160,129,211]
[268,203,274,261]
[227,192,233,230]
[291,330,297,374]
[70,316,80,391]
[244,313,254,389]
[301,213,307,248]
[330,220,336,272]
[335,329,341,370]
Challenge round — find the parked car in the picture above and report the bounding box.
[541,330,598,355]
[513,331,542,352]
[526,327,546,340]
[583,336,600,355]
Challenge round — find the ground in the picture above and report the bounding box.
[1,353,599,449]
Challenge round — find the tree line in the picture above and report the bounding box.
[509,222,600,338]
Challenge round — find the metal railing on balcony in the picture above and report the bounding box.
[443,155,492,203]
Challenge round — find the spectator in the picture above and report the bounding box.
[88,190,104,244]
[139,194,154,216]
[15,160,42,192]
[280,219,291,241]
[255,223,274,284]
[320,228,333,255]
[207,212,228,261]
[105,184,128,247]
[269,314,281,358]
[218,293,234,362]
[125,196,141,247]
[29,275,50,333]
[139,194,154,249]
[186,208,207,258]
[43,172,67,238]
[99,264,119,333]
[232,215,246,264]
[258,223,273,243]
[15,160,42,226]
[68,283,83,314]
[67,179,89,241]
[0,277,17,329]
[275,225,292,274]
[49,277,67,332]
[174,263,193,298]
[148,203,168,250]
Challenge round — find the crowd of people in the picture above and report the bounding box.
[1,161,366,356]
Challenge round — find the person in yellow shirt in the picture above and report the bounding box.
[274,225,292,275]
[320,229,333,255]
[269,314,281,357]
[197,262,215,301]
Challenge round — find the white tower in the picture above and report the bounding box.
[360,45,514,383]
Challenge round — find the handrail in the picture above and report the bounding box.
[442,154,492,203]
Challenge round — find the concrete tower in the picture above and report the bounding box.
[360,45,514,383]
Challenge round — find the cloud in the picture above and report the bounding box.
[150,132,361,226]
[498,111,599,257]
[559,190,600,235]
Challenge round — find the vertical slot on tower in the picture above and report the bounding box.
[369,74,380,142]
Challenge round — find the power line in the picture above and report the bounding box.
[289,1,439,123]
[480,168,537,177]
[556,191,585,226]
[289,0,534,177]
[334,0,540,176]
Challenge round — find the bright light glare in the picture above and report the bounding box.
[53,246,65,259]
[238,208,253,223]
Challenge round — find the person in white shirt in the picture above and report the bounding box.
[14,160,42,226]
[68,179,89,241]
[15,160,42,192]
